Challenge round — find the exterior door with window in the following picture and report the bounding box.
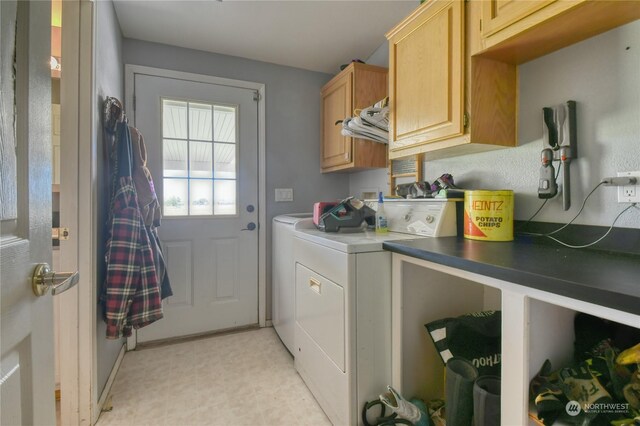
[133,73,259,342]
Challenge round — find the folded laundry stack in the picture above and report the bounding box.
[339,98,389,144]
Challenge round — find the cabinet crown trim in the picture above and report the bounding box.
[322,62,388,92]
[386,0,454,39]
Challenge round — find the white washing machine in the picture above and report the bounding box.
[272,213,313,354]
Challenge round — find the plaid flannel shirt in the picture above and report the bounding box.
[103,122,163,339]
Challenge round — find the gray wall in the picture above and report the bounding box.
[350,21,640,229]
[95,0,125,396]
[366,42,389,69]
[121,39,350,319]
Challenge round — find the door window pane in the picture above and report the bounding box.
[190,142,213,178]
[163,100,188,139]
[189,103,212,141]
[214,180,236,215]
[163,139,188,177]
[163,178,188,216]
[190,180,213,216]
[214,106,236,143]
[161,98,238,217]
[214,143,236,179]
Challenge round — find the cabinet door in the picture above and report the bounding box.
[481,0,555,37]
[389,0,464,152]
[321,71,352,169]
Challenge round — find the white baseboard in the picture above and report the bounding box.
[96,343,125,418]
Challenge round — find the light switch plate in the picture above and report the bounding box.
[275,188,293,202]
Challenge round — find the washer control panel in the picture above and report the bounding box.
[384,199,461,237]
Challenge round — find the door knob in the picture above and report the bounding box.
[32,263,79,296]
[241,222,257,231]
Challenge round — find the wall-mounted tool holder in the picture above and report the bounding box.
[538,100,577,210]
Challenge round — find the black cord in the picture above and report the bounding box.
[519,180,605,237]
[362,400,396,426]
[516,199,548,232]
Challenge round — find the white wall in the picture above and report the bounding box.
[95,0,125,396]
[350,21,640,229]
[121,39,351,319]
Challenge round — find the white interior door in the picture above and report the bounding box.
[0,1,56,424]
[133,73,259,342]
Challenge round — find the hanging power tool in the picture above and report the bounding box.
[538,100,577,210]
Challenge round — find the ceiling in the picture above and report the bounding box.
[112,0,418,74]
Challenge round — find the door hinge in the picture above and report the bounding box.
[253,91,261,102]
[52,227,70,241]
[463,112,469,128]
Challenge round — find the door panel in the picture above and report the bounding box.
[321,72,352,168]
[163,241,193,306]
[389,0,464,150]
[134,74,259,342]
[0,1,56,424]
[481,0,555,37]
[211,238,238,300]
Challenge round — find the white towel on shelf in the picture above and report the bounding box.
[360,106,389,131]
[337,98,390,144]
[340,117,388,144]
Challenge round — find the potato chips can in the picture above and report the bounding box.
[464,190,514,241]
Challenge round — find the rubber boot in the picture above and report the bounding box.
[446,357,479,426]
[473,375,501,426]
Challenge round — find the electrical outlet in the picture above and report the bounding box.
[617,171,640,203]
[623,186,636,198]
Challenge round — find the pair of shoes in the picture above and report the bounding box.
[362,386,429,426]
[379,386,430,426]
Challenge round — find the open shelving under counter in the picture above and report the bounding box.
[383,236,639,425]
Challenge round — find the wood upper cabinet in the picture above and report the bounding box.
[321,63,388,173]
[388,0,464,155]
[384,0,639,161]
[479,0,640,64]
[387,0,517,160]
[321,70,352,169]
[481,0,555,38]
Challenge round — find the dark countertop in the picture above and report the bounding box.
[383,237,640,316]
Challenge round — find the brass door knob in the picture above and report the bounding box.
[32,263,79,296]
